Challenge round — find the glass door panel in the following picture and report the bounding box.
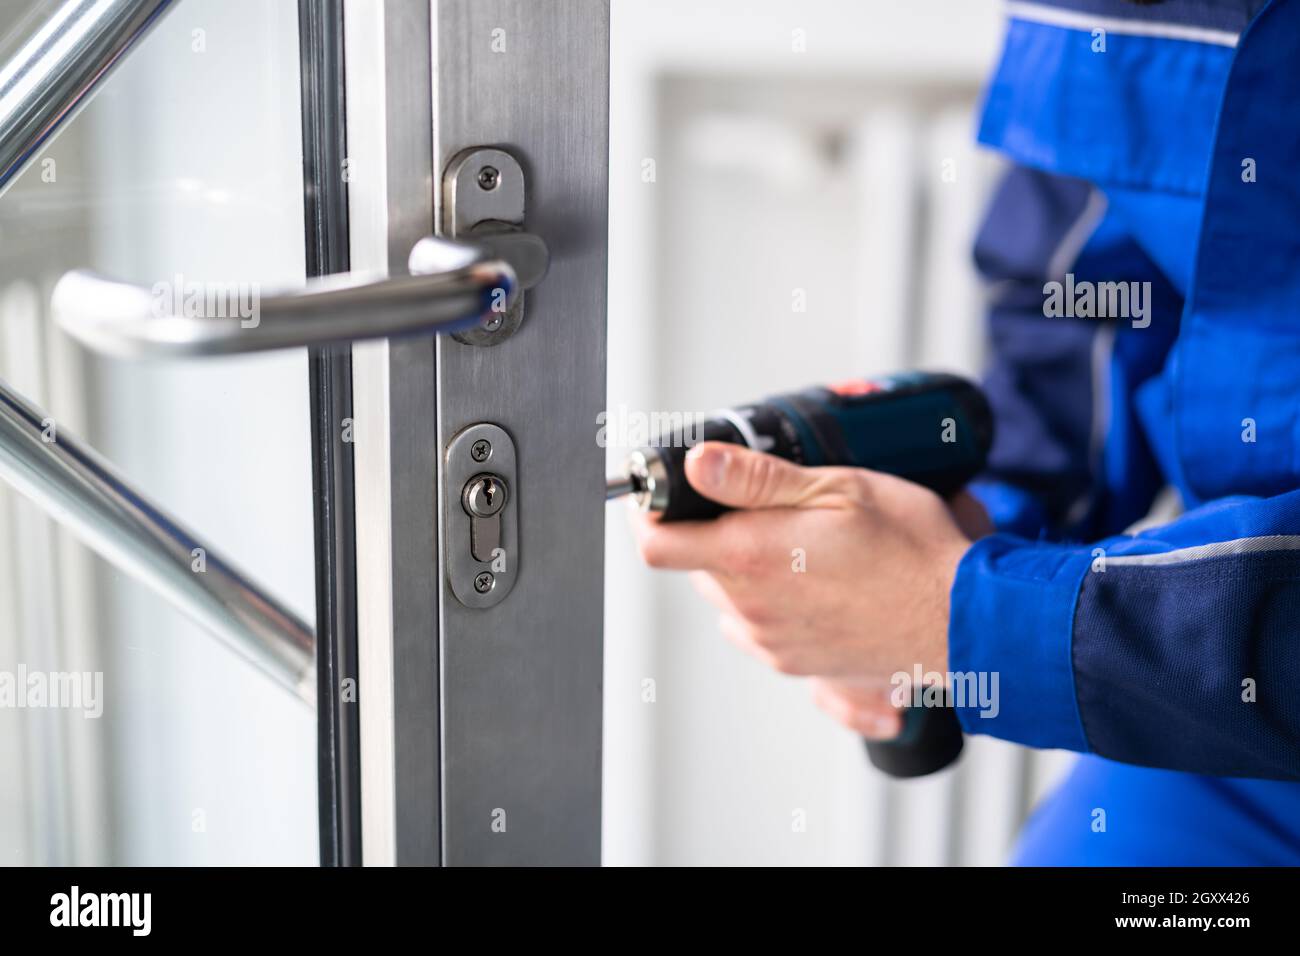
[0,0,315,864]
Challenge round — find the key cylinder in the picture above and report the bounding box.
[462,474,508,562]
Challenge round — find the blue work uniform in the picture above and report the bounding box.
[952,0,1300,863]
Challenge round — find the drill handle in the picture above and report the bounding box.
[864,706,963,777]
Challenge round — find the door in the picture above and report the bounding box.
[0,0,609,866]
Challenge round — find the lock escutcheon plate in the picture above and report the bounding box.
[445,423,518,608]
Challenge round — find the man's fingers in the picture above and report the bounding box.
[630,505,789,575]
[632,441,873,574]
[948,490,994,540]
[630,510,732,571]
[716,613,791,673]
[810,678,904,740]
[688,571,742,615]
[683,441,838,511]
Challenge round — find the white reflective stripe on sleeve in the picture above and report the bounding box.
[1106,534,1300,566]
[1004,1,1241,48]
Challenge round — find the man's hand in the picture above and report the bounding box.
[631,440,987,738]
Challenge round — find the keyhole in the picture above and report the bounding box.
[463,474,507,520]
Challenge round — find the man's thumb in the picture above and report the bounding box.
[683,441,820,510]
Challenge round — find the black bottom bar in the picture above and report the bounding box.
[2,867,1287,939]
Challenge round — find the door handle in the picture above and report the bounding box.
[50,233,548,359]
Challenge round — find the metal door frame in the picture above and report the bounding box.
[299,0,361,868]
[343,0,609,866]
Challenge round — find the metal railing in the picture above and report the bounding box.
[0,0,176,193]
[0,379,318,700]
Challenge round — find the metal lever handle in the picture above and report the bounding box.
[51,234,546,359]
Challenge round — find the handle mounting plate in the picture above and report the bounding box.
[442,147,534,346]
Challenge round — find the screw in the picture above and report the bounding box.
[470,439,492,462]
[474,571,495,593]
[477,165,500,191]
[482,312,504,332]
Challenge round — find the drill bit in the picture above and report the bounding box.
[605,474,638,501]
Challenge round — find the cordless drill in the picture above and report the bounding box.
[606,370,993,778]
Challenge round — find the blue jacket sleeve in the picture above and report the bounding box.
[950,489,1300,780]
[954,163,1299,779]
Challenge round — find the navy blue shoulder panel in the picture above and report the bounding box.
[1074,549,1300,779]
[972,166,1183,537]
